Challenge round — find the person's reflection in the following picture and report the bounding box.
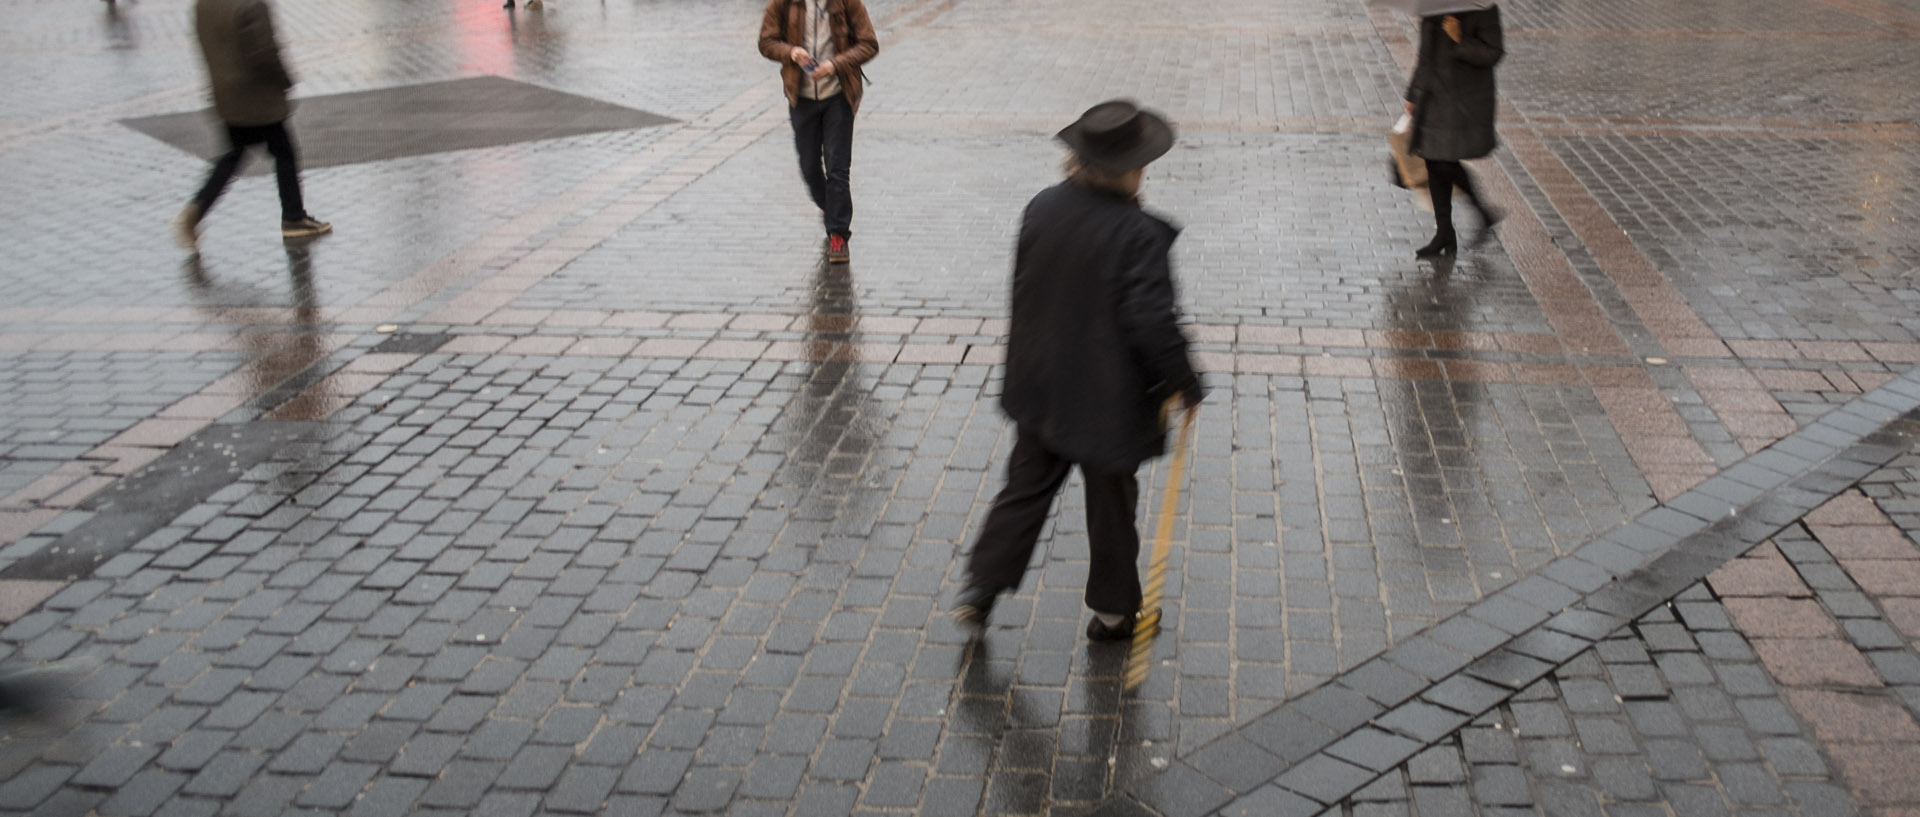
[1380,255,1503,625]
[180,246,336,494]
[507,0,566,80]
[179,245,331,408]
[285,243,322,328]
[770,257,880,526]
[103,0,136,50]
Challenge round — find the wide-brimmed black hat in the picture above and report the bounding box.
[1056,100,1175,172]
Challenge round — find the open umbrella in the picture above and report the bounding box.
[1365,0,1491,18]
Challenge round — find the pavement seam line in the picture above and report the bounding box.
[1101,367,1920,816]
[1781,507,1920,719]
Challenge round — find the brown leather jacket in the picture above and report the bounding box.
[758,0,879,115]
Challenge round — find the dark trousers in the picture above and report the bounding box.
[789,93,854,238]
[965,427,1143,616]
[194,121,306,222]
[1424,158,1486,237]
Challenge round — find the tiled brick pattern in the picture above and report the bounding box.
[1498,0,1892,32]
[516,130,1532,328]
[1330,586,1861,817]
[1774,489,1920,812]
[0,353,238,498]
[1548,133,1920,345]
[0,348,1677,816]
[1311,474,1920,817]
[2,0,1920,814]
[0,124,670,311]
[1501,38,1920,125]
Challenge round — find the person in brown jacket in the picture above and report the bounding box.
[174,0,330,253]
[758,0,877,264]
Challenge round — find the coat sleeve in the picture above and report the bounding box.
[757,0,792,63]
[237,0,293,90]
[834,0,879,70]
[1115,228,1201,403]
[1405,19,1431,103]
[1449,7,1504,68]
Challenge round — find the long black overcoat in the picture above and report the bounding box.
[1406,5,1504,161]
[1000,181,1200,473]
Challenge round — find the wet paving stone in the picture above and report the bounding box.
[1331,585,1863,817]
[3,0,1920,813]
[1,421,322,580]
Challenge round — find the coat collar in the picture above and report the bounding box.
[1063,180,1182,239]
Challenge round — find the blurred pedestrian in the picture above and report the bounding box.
[758,0,878,264]
[0,661,70,721]
[1404,3,1503,258]
[174,0,330,253]
[951,100,1204,643]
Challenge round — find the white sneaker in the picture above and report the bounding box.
[173,204,201,252]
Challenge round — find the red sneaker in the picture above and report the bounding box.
[826,234,849,264]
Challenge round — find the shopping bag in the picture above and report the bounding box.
[1389,114,1427,190]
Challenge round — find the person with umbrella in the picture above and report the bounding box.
[949,100,1204,643]
[1378,0,1505,258]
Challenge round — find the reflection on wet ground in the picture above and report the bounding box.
[2,0,1920,814]
[180,246,335,416]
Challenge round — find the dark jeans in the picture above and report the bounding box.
[965,427,1143,616]
[1424,158,1486,237]
[194,121,306,222]
[789,93,853,238]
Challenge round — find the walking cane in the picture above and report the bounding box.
[1125,398,1194,692]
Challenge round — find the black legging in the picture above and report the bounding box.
[1424,158,1485,236]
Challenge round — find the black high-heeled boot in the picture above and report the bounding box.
[1415,231,1457,259]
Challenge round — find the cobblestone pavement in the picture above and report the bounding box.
[1,0,1918,815]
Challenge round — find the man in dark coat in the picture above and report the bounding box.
[1405,4,1503,257]
[174,0,330,253]
[951,100,1204,642]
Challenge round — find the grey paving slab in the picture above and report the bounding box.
[519,129,1546,327]
[1109,379,1920,814]
[1324,585,1865,817]
[1504,38,1920,126]
[3,422,323,581]
[1550,133,1920,345]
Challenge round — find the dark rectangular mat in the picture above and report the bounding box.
[121,74,676,173]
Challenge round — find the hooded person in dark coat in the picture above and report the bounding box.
[1405,4,1504,258]
[950,100,1204,643]
[173,0,330,252]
